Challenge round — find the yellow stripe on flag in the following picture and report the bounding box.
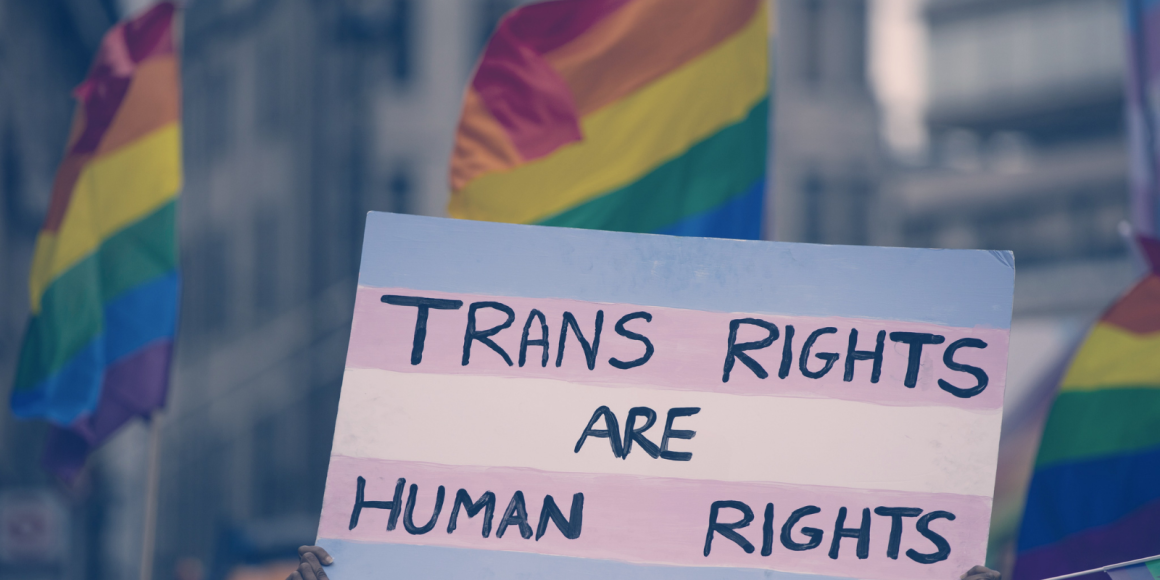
[449,5,768,224]
[29,123,181,313]
[1061,323,1160,391]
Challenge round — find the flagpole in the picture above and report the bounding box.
[139,4,181,580]
[139,411,162,580]
[1040,554,1160,580]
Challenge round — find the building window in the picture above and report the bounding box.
[253,211,280,320]
[389,163,412,215]
[803,170,824,243]
[256,44,287,136]
[802,0,824,86]
[191,67,234,162]
[848,1,867,87]
[201,232,232,333]
[387,0,412,84]
[2,124,40,235]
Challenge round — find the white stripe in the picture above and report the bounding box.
[332,368,1000,497]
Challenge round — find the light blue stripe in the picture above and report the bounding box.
[10,272,179,424]
[654,178,764,239]
[316,539,849,580]
[359,213,1014,329]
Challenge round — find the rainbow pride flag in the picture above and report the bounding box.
[1013,236,1160,579]
[9,2,181,479]
[448,0,769,239]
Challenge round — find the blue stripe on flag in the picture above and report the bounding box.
[1018,444,1160,551]
[11,272,179,424]
[654,178,764,240]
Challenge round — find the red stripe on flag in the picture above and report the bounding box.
[70,2,174,156]
[1100,275,1160,334]
[472,0,630,161]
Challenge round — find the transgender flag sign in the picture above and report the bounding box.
[313,213,1015,580]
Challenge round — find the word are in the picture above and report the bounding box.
[574,406,700,461]
[705,500,955,564]
[348,476,583,541]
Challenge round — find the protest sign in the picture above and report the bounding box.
[315,212,1014,579]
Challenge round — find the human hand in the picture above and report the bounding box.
[962,565,1001,580]
[287,546,333,580]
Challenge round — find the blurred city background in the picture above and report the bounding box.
[0,0,1141,578]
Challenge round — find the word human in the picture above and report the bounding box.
[349,476,584,541]
[383,295,992,398]
[705,501,956,564]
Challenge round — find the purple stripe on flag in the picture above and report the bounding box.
[42,339,172,481]
[1140,235,1160,273]
[1013,497,1160,580]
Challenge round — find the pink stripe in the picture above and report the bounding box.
[318,456,989,579]
[347,287,1008,410]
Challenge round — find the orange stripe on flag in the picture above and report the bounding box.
[546,0,760,117]
[450,88,525,193]
[96,55,180,156]
[43,55,179,233]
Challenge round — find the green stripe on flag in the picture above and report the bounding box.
[537,97,767,233]
[14,200,178,391]
[1146,559,1160,580]
[1036,388,1160,468]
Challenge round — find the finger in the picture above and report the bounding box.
[303,552,327,576]
[298,546,334,565]
[299,562,318,580]
[302,553,331,580]
[963,566,1001,580]
[287,572,303,580]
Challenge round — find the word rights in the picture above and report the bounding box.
[315,212,1014,580]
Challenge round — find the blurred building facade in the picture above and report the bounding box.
[880,0,1133,318]
[130,0,501,577]
[0,0,508,578]
[771,0,881,244]
[875,0,1137,572]
[0,3,121,578]
[2,0,873,577]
